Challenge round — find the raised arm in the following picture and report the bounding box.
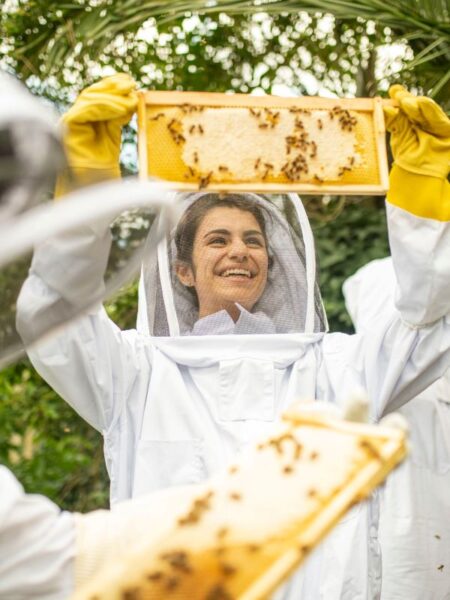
[16,76,147,432]
[324,88,450,418]
[384,85,450,325]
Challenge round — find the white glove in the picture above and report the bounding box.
[74,483,202,589]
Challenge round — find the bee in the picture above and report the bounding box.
[198,124,204,134]
[438,565,444,572]
[218,165,229,172]
[147,572,163,581]
[189,125,196,134]
[149,112,164,121]
[294,442,303,459]
[216,526,229,539]
[308,489,317,498]
[161,550,192,574]
[220,562,237,577]
[313,174,324,183]
[165,576,180,591]
[317,119,323,130]
[229,491,242,501]
[193,151,199,164]
[310,451,319,460]
[206,584,232,599]
[254,157,261,169]
[228,465,238,474]
[283,465,294,474]
[248,544,260,553]
[122,589,139,600]
[258,123,269,129]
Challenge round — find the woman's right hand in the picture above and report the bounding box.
[56,73,138,196]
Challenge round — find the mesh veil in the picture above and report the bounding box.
[138,192,326,336]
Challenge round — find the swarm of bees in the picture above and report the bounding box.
[150,102,360,189]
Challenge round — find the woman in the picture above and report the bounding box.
[139,191,325,337]
[17,75,450,599]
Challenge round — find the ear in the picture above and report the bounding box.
[175,261,195,287]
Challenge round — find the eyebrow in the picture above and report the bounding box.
[203,228,264,239]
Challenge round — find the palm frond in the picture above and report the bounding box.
[3,0,449,103]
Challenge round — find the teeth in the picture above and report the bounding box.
[221,269,252,278]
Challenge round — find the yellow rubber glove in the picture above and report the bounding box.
[56,74,138,197]
[383,85,450,221]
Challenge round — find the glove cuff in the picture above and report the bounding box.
[73,511,116,588]
[55,166,121,198]
[386,165,450,221]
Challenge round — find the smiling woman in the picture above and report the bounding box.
[138,192,327,336]
[174,197,270,322]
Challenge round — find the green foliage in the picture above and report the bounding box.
[2,1,449,107]
[311,198,389,332]
[0,361,109,511]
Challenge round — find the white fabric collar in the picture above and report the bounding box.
[190,304,276,336]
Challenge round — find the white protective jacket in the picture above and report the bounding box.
[16,196,450,600]
[343,256,450,599]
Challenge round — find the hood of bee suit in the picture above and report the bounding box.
[137,192,327,336]
[343,256,396,335]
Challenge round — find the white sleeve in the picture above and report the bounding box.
[326,205,450,419]
[0,466,75,599]
[16,224,151,433]
[387,203,450,326]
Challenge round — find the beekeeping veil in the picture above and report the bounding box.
[138,192,327,336]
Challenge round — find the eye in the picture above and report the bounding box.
[208,236,227,246]
[245,236,264,247]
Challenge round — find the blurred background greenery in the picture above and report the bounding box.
[1,0,447,511]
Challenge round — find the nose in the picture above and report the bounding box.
[228,237,249,261]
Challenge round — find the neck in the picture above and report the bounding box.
[199,302,247,323]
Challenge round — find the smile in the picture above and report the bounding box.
[219,268,254,278]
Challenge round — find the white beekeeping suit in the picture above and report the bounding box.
[16,78,450,599]
[343,256,450,599]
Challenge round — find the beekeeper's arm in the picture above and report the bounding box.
[327,87,450,418]
[0,465,196,598]
[384,85,450,325]
[16,75,144,432]
[0,465,75,598]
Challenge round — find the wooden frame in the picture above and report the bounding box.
[138,90,392,195]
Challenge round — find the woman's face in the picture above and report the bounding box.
[176,206,269,320]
